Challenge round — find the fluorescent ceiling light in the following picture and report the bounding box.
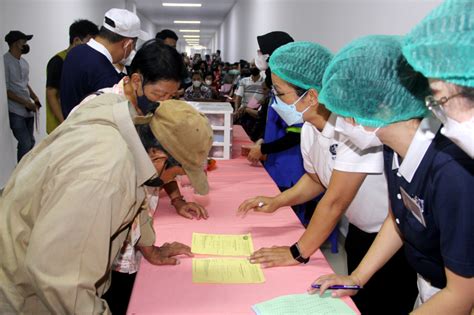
[179,29,200,33]
[174,20,201,24]
[163,3,202,7]
[186,38,200,41]
[183,35,200,38]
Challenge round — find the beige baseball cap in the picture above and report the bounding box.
[150,100,213,195]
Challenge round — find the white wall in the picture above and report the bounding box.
[1,0,127,142]
[218,0,443,62]
[0,0,158,188]
[0,0,18,188]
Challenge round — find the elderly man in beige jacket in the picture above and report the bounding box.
[0,88,213,313]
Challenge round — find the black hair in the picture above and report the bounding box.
[459,86,474,103]
[98,26,127,43]
[69,19,98,45]
[130,39,186,84]
[216,49,221,54]
[204,72,214,80]
[155,29,179,41]
[191,71,203,79]
[240,68,251,78]
[397,56,431,104]
[136,124,181,167]
[199,61,208,72]
[240,59,248,66]
[137,124,164,152]
[288,82,307,97]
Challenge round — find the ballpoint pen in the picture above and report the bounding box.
[311,284,362,290]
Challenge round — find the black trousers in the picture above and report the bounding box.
[345,224,418,315]
[102,271,137,315]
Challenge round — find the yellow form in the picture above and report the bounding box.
[191,233,254,256]
[192,258,265,284]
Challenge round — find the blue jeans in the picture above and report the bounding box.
[9,112,35,162]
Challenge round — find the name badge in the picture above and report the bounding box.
[400,187,426,228]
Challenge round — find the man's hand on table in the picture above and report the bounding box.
[237,196,279,217]
[139,243,193,265]
[172,198,209,220]
[249,246,299,268]
[247,144,263,163]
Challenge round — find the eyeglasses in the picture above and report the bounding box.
[271,87,307,98]
[424,93,462,124]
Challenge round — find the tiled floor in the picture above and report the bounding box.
[321,240,348,276]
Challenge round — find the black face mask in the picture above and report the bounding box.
[21,44,30,54]
[136,79,159,115]
[144,176,165,187]
[137,94,159,115]
[250,67,260,77]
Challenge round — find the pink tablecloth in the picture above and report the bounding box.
[127,126,359,314]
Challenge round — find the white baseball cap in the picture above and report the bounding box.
[103,8,148,40]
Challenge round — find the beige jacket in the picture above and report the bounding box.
[0,93,156,314]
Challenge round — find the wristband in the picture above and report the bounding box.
[290,242,310,264]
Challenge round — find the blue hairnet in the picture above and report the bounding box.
[319,35,430,127]
[403,0,474,88]
[269,41,333,92]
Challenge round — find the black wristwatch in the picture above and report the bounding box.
[290,242,310,264]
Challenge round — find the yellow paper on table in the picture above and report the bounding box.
[192,258,265,284]
[192,233,254,256]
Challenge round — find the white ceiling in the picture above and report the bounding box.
[136,0,236,47]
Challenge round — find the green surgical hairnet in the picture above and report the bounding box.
[319,35,430,128]
[269,41,333,92]
[403,0,474,88]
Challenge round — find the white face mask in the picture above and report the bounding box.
[205,79,213,86]
[255,52,269,71]
[121,49,136,66]
[119,40,133,64]
[425,94,474,158]
[193,80,202,88]
[334,116,383,150]
[441,117,474,158]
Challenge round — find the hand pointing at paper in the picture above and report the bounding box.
[237,196,280,217]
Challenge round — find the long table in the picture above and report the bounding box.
[127,126,359,314]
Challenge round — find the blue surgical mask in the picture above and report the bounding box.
[271,91,309,126]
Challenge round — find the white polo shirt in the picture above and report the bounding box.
[301,114,388,233]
